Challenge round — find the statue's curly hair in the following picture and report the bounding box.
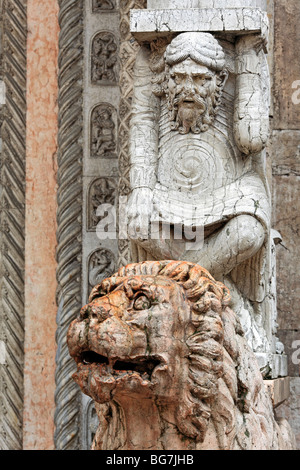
[89,260,232,443]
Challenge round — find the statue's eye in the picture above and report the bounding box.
[174,74,184,85]
[194,75,212,86]
[133,294,151,311]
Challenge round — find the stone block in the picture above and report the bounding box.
[130,8,267,40]
[147,0,267,10]
[264,377,291,408]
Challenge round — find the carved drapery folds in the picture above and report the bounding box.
[91,32,118,84]
[0,0,27,450]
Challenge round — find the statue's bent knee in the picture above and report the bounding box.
[229,215,265,258]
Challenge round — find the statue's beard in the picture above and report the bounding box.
[170,91,214,134]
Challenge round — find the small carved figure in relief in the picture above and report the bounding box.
[92,33,118,83]
[92,0,115,12]
[88,249,115,292]
[91,105,116,158]
[88,178,116,230]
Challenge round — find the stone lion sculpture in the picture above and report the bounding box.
[67,261,295,450]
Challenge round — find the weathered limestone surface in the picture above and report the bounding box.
[273,0,300,130]
[131,8,268,41]
[68,261,296,450]
[148,0,267,8]
[271,131,300,334]
[271,130,300,447]
[270,0,300,449]
[276,378,300,448]
[264,377,291,408]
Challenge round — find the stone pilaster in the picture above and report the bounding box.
[0,0,27,451]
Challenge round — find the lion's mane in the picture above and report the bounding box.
[87,260,295,450]
[89,260,233,444]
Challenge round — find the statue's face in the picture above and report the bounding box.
[168,59,217,101]
[167,58,219,134]
[67,276,191,404]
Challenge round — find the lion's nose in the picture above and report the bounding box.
[80,302,112,322]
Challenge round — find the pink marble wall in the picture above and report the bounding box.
[23,0,59,450]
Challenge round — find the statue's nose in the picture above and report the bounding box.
[184,76,195,92]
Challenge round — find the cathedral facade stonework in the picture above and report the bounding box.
[0,0,299,450]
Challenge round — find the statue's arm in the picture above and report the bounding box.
[129,47,160,191]
[234,35,270,156]
[127,47,160,236]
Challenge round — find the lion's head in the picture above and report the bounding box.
[68,260,295,450]
[68,260,231,443]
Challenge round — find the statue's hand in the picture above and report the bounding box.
[236,33,267,56]
[127,188,153,240]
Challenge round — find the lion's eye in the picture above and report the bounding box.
[133,295,151,311]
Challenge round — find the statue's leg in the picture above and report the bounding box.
[185,215,265,279]
[134,215,265,280]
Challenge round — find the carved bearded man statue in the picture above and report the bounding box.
[161,33,228,135]
[127,32,275,369]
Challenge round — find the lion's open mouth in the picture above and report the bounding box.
[79,351,161,380]
[81,351,109,366]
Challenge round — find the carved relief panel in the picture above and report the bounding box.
[92,0,116,12]
[88,248,116,293]
[91,104,117,158]
[87,177,117,231]
[91,32,118,84]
